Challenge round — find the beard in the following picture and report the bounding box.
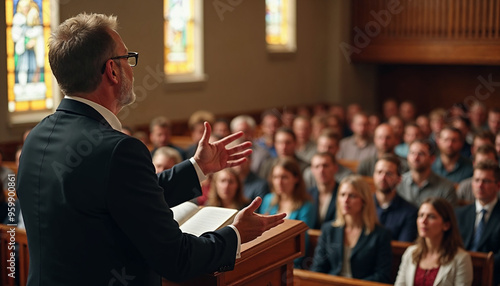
[118,66,136,107]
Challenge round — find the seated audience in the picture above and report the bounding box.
[337,112,377,161]
[373,154,418,242]
[367,113,381,137]
[416,114,432,139]
[325,114,344,137]
[184,110,216,158]
[0,149,13,190]
[308,152,339,229]
[254,109,282,158]
[230,115,271,174]
[206,168,249,210]
[471,130,495,158]
[311,175,392,283]
[357,123,408,176]
[149,116,186,159]
[258,127,309,179]
[152,146,183,173]
[428,108,447,147]
[0,186,7,223]
[388,115,405,145]
[293,115,317,163]
[456,160,500,286]
[231,153,270,201]
[383,98,399,122]
[395,198,473,286]
[310,115,327,142]
[468,101,489,133]
[303,129,353,189]
[488,108,500,135]
[395,123,422,159]
[457,144,498,203]
[450,116,473,157]
[399,100,417,124]
[212,118,231,140]
[432,127,473,183]
[259,157,314,267]
[496,132,500,158]
[281,107,296,128]
[397,139,457,207]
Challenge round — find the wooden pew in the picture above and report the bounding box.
[306,229,494,286]
[293,268,392,286]
[361,176,376,193]
[170,135,194,150]
[337,159,359,174]
[0,224,29,286]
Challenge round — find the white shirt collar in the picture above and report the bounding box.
[475,197,498,214]
[64,96,122,131]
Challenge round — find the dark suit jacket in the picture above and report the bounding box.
[308,184,338,229]
[375,194,418,242]
[17,99,237,286]
[456,202,500,285]
[310,223,392,283]
[243,171,270,201]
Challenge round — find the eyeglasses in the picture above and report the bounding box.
[101,52,139,73]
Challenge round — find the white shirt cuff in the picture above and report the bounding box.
[189,157,208,182]
[227,225,242,259]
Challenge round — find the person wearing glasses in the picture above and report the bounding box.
[16,13,286,286]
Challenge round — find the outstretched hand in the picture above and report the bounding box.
[232,197,286,244]
[194,122,253,175]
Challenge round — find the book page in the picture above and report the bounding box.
[180,207,238,237]
[170,201,200,226]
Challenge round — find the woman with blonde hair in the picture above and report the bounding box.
[206,168,248,210]
[395,197,473,285]
[310,175,392,283]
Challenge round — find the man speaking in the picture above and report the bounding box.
[17,13,285,286]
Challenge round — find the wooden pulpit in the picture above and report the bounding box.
[163,219,308,286]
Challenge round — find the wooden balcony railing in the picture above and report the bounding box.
[349,0,500,65]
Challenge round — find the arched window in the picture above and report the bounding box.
[266,0,296,52]
[5,0,59,124]
[164,0,204,82]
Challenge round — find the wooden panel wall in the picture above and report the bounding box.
[350,0,500,64]
[377,64,500,115]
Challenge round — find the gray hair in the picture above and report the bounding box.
[49,13,118,95]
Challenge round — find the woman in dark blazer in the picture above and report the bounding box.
[310,175,392,283]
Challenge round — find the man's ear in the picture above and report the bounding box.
[103,60,119,84]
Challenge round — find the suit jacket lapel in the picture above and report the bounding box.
[478,203,500,249]
[433,261,453,286]
[463,205,476,249]
[350,229,367,258]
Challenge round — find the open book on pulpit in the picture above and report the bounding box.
[171,201,238,237]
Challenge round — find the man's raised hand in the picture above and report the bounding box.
[194,122,252,175]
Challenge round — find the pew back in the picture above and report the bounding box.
[0,224,29,286]
[307,229,494,286]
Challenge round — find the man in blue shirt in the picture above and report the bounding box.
[432,126,473,183]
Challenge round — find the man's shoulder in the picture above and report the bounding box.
[393,195,417,211]
[455,204,475,220]
[429,172,455,188]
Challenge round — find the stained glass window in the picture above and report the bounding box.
[164,0,198,75]
[266,0,296,51]
[5,0,53,114]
